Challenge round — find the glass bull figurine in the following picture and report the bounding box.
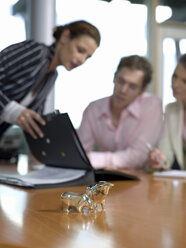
[60,181,114,213]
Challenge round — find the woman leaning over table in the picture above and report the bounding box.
[0,20,100,140]
[149,53,186,170]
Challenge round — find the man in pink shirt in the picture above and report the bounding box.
[77,55,163,170]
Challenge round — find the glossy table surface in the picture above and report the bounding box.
[0,163,186,248]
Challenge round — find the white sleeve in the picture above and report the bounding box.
[0,100,26,124]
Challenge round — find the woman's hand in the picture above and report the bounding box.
[16,109,46,139]
[149,148,166,169]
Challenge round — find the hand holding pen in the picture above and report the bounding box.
[146,143,166,170]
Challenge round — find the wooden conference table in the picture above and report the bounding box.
[0,162,186,248]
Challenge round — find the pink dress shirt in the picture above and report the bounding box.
[77,92,163,170]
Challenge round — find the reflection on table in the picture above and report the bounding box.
[0,162,186,248]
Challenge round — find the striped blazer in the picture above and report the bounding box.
[0,40,57,135]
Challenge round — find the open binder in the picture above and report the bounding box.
[0,111,139,189]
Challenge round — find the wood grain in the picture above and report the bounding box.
[0,166,186,248]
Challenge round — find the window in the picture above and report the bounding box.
[0,0,25,51]
[159,23,186,109]
[55,0,147,128]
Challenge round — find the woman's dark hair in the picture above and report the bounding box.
[53,20,101,46]
[115,55,153,88]
[178,53,186,69]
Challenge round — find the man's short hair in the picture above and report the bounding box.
[115,55,153,88]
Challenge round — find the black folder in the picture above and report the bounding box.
[0,111,139,189]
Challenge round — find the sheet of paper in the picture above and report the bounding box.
[0,166,86,186]
[153,170,186,178]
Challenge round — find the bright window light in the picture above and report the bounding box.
[162,38,176,108]
[110,0,130,5]
[0,0,25,51]
[156,6,172,23]
[55,0,147,128]
[179,39,186,54]
[163,37,176,55]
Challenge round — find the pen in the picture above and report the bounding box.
[145,142,166,169]
[145,142,153,152]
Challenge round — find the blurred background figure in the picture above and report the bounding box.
[149,54,186,170]
[78,55,163,170]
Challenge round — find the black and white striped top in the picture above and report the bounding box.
[0,40,57,125]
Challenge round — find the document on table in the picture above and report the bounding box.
[0,166,86,187]
[153,170,186,178]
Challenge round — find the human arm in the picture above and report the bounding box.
[148,102,183,171]
[148,148,167,169]
[77,104,97,152]
[78,96,164,170]
[16,109,45,139]
[155,103,181,170]
[0,100,45,139]
[0,41,46,138]
[92,97,163,169]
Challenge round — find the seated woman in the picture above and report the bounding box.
[149,53,186,170]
